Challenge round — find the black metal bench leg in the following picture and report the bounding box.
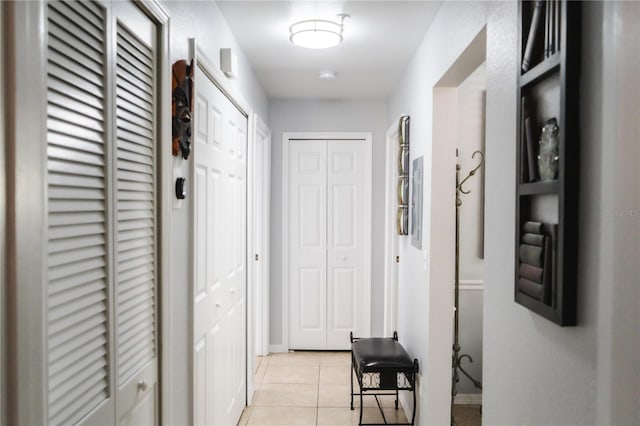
[350,353,354,410]
[411,383,417,426]
[359,389,364,426]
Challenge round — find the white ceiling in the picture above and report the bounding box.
[216,1,442,100]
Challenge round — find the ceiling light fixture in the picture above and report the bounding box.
[318,71,338,80]
[289,14,350,49]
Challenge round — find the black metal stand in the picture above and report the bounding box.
[451,150,484,426]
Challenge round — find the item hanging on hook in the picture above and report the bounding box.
[172,59,194,160]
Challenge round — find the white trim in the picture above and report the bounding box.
[454,393,483,405]
[459,279,485,291]
[188,39,256,412]
[383,120,401,337]
[7,2,48,423]
[282,132,373,350]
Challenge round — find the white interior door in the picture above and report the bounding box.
[288,136,371,350]
[113,3,159,424]
[288,140,328,349]
[192,63,247,426]
[253,116,271,358]
[326,140,369,349]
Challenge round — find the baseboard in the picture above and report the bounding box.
[398,391,414,421]
[268,344,288,353]
[454,393,482,405]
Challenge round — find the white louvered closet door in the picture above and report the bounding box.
[46,1,113,424]
[113,2,158,424]
[46,1,159,425]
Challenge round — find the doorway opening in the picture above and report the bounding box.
[431,27,487,425]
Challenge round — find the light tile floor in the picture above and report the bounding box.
[238,351,410,426]
[452,404,482,426]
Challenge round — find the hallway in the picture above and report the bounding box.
[239,351,408,425]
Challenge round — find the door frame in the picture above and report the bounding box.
[282,132,372,351]
[383,122,401,337]
[251,114,271,358]
[187,39,257,408]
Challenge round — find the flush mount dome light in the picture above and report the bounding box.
[289,14,349,49]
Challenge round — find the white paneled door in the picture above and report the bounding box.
[192,63,247,426]
[288,137,371,350]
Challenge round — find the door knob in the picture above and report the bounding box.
[138,380,148,392]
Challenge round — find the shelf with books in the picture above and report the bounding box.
[515,0,579,326]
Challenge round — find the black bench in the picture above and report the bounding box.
[350,332,419,426]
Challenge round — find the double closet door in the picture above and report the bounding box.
[288,137,372,350]
[45,1,160,425]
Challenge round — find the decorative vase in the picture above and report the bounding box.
[537,118,559,181]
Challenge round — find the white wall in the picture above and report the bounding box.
[390,1,640,424]
[268,99,388,348]
[161,2,269,423]
[482,1,639,425]
[388,2,488,424]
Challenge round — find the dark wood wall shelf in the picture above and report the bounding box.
[520,53,561,87]
[518,180,559,196]
[515,0,580,326]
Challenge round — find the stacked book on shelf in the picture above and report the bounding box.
[521,95,559,184]
[518,221,557,306]
[522,0,561,73]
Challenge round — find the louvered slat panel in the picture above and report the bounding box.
[116,95,154,122]
[48,343,107,390]
[48,132,104,156]
[49,234,105,255]
[117,89,153,113]
[117,217,154,231]
[48,3,103,45]
[49,333,107,376]
[119,189,154,201]
[118,227,153,242]
[116,23,156,386]
[117,127,154,148]
[47,62,103,96]
[46,2,109,425]
[118,32,153,63]
[49,211,105,227]
[116,66,152,97]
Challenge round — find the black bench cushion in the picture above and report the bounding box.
[352,338,413,374]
